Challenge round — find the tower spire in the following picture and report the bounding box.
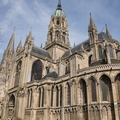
[28,28,32,39]
[6,30,15,53]
[106,24,112,38]
[16,39,22,52]
[90,13,94,26]
[57,0,62,10]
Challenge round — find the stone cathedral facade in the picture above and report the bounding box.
[0,0,120,120]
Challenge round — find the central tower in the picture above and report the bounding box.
[45,0,70,60]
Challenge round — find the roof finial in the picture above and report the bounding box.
[57,0,62,10]
[90,13,94,25]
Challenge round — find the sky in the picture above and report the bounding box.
[0,0,120,61]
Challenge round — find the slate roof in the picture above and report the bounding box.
[98,32,109,39]
[43,71,58,79]
[62,40,90,58]
[31,46,51,59]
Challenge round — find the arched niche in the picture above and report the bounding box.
[31,60,43,81]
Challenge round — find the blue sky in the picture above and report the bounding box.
[0,0,120,61]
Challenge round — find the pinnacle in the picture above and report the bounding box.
[57,0,62,10]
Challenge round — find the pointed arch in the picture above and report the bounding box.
[51,86,54,106]
[60,85,62,106]
[38,88,41,107]
[56,86,59,107]
[31,60,43,81]
[67,83,71,105]
[42,87,44,107]
[100,75,113,102]
[80,79,87,104]
[89,77,97,102]
[14,60,22,87]
[115,73,120,102]
[8,94,15,119]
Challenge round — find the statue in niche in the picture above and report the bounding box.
[55,31,60,41]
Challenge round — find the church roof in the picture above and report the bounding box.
[43,71,58,79]
[98,32,109,39]
[62,40,90,58]
[31,46,51,59]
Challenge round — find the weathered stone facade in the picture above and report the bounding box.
[0,0,120,120]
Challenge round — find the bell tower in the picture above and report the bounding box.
[45,0,70,60]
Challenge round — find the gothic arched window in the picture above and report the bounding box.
[27,89,32,108]
[8,95,15,118]
[100,75,112,102]
[55,31,60,40]
[60,85,62,106]
[56,86,59,107]
[42,87,44,107]
[80,79,87,104]
[31,60,42,81]
[98,45,103,59]
[14,60,22,87]
[91,78,97,102]
[115,74,120,102]
[89,55,92,66]
[62,32,66,43]
[38,88,41,107]
[51,86,54,106]
[9,95,15,107]
[67,83,71,105]
[109,45,113,58]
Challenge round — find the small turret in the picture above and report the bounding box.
[16,39,22,52]
[106,24,112,38]
[24,29,34,53]
[88,13,98,45]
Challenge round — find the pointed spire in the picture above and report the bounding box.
[57,0,62,10]
[28,28,32,38]
[16,39,22,52]
[40,43,43,48]
[90,13,94,26]
[6,30,15,53]
[106,24,112,38]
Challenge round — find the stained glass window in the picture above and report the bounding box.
[67,83,71,105]
[42,88,44,107]
[101,75,111,101]
[56,86,59,107]
[38,88,41,107]
[80,79,87,104]
[60,86,62,106]
[14,61,22,87]
[51,86,54,106]
[31,60,42,81]
[91,79,97,102]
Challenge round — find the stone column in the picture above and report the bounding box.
[97,82,102,120]
[111,82,119,120]
[86,83,90,120]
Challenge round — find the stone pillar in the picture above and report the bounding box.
[86,84,90,120]
[97,82,102,120]
[111,82,119,120]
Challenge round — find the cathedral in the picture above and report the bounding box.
[0,0,120,120]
